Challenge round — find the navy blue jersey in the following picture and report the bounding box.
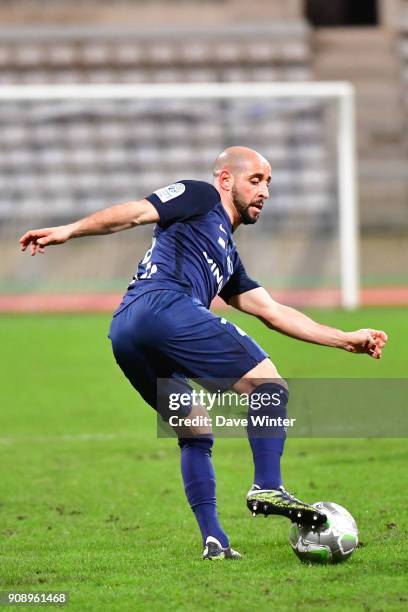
[117,180,259,311]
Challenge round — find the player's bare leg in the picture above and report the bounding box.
[172,402,241,560]
[233,358,327,527]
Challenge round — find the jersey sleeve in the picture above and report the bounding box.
[219,254,260,304]
[145,180,220,226]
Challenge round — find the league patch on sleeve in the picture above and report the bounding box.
[154,183,186,203]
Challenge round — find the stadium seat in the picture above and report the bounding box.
[0,22,332,222]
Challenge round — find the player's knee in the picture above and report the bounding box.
[158,380,194,421]
[247,382,289,438]
[233,358,287,395]
[249,381,289,409]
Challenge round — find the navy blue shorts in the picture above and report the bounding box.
[108,290,268,414]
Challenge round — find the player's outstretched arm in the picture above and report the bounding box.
[229,287,388,359]
[19,199,159,256]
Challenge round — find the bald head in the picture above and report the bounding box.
[212,146,271,227]
[213,146,270,178]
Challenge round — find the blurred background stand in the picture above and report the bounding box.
[0,0,406,309]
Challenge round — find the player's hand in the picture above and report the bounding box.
[19,224,74,256]
[343,329,388,359]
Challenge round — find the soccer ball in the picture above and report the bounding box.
[289,501,358,564]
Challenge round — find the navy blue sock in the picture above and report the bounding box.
[247,383,289,490]
[179,437,229,548]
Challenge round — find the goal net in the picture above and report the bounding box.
[0,82,358,309]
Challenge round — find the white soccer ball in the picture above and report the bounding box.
[289,501,359,564]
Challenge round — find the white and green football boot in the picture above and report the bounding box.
[247,484,327,526]
[202,536,242,561]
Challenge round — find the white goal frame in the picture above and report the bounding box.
[1,82,359,309]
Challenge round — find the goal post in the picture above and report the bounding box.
[0,81,359,309]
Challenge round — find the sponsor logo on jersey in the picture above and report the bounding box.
[227,254,233,275]
[202,251,223,292]
[154,183,186,203]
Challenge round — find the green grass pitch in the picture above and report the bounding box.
[1,307,407,611]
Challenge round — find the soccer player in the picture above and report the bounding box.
[20,146,387,561]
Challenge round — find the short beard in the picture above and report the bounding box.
[232,187,257,225]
